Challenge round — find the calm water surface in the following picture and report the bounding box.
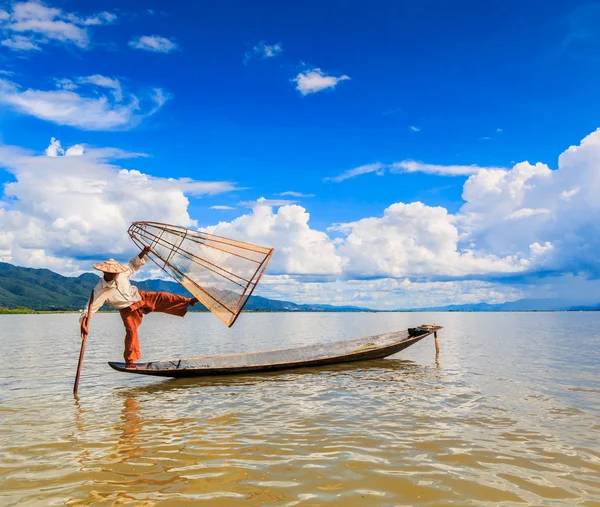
[1,312,599,506]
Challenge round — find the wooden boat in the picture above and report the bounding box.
[108,324,442,378]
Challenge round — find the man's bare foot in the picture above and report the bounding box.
[125,362,137,369]
[188,297,198,307]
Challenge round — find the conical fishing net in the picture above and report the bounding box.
[128,221,273,327]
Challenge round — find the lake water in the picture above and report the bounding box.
[1,312,599,506]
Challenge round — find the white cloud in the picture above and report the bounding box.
[77,12,116,26]
[392,160,505,176]
[327,160,508,182]
[333,201,530,279]
[277,191,315,197]
[0,75,169,130]
[202,197,537,285]
[409,125,420,132]
[203,200,342,276]
[326,162,385,183]
[77,74,122,101]
[0,138,238,271]
[292,68,350,95]
[53,77,77,90]
[65,144,84,156]
[457,130,600,276]
[0,1,115,51]
[128,35,179,53]
[244,41,283,63]
[560,187,579,200]
[256,275,524,310]
[508,208,551,220]
[239,197,296,208]
[210,205,234,210]
[260,43,282,58]
[1,34,41,50]
[529,241,553,257]
[44,136,63,156]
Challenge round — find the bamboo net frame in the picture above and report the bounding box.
[128,221,274,327]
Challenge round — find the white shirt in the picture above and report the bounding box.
[80,256,147,321]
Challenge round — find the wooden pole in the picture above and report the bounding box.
[73,290,94,396]
[434,331,440,354]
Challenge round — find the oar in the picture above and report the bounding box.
[73,290,94,396]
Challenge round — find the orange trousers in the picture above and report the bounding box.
[119,291,191,363]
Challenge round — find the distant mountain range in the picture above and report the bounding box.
[0,262,370,312]
[1,262,598,312]
[405,299,600,312]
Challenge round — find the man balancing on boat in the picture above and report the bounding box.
[79,246,198,368]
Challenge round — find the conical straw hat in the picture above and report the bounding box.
[92,259,128,274]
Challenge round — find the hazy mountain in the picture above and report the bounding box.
[409,299,586,312]
[1,262,594,313]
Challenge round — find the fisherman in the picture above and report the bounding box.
[79,246,198,368]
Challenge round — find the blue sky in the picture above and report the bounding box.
[1,0,600,308]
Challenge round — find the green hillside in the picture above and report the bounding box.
[0,262,99,311]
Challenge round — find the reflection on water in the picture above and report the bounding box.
[1,312,599,505]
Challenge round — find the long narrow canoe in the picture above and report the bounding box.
[108,324,442,378]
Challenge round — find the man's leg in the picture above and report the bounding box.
[120,307,144,366]
[142,291,196,317]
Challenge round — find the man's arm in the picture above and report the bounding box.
[79,283,108,334]
[126,246,151,276]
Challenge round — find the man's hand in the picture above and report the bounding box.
[80,316,89,337]
[139,246,152,259]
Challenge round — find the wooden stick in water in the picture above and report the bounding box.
[73,290,94,396]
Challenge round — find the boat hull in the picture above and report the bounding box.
[108,325,442,378]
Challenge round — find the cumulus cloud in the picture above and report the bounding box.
[128,35,179,53]
[457,130,600,277]
[292,68,350,95]
[0,138,237,271]
[0,75,169,130]
[244,41,282,63]
[333,201,531,279]
[203,129,600,306]
[203,199,343,276]
[257,275,524,310]
[409,125,420,132]
[0,1,115,51]
[4,129,600,308]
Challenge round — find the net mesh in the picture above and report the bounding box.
[128,221,273,327]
